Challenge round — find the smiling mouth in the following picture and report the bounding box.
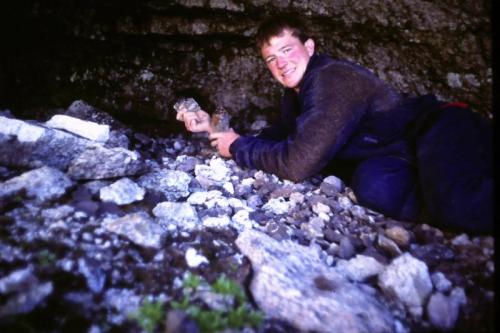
[281,68,295,78]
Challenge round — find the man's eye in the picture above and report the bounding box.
[266,58,275,64]
[283,48,291,54]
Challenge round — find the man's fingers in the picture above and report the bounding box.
[210,139,218,148]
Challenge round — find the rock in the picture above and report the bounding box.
[102,212,165,249]
[45,114,110,142]
[431,272,452,293]
[139,169,192,201]
[152,201,200,232]
[0,267,37,294]
[0,281,53,316]
[338,236,356,260]
[185,247,209,268]
[202,215,231,229]
[236,229,397,333]
[194,157,231,188]
[385,226,411,249]
[0,115,94,169]
[99,178,145,205]
[103,288,142,325]
[0,166,73,203]
[377,234,403,257]
[378,253,433,318]
[335,254,385,282]
[68,145,145,180]
[320,175,344,196]
[0,115,46,142]
[301,216,325,239]
[262,197,295,215]
[78,257,106,294]
[426,292,460,331]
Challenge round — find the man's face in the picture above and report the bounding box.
[261,29,315,91]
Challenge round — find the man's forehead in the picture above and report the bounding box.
[261,30,299,54]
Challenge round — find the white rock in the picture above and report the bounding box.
[262,197,294,215]
[99,178,145,205]
[202,215,231,229]
[185,248,209,268]
[0,116,45,142]
[378,253,433,318]
[45,114,110,142]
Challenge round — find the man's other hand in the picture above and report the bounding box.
[209,129,240,158]
[176,109,212,133]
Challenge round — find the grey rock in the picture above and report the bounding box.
[153,201,200,232]
[103,288,142,325]
[378,253,433,318]
[320,175,344,196]
[335,254,385,282]
[236,229,396,333]
[377,234,403,257]
[431,272,452,293]
[102,212,166,249]
[99,178,145,205]
[194,157,231,188]
[0,281,53,316]
[0,166,73,202]
[68,145,145,180]
[427,292,460,331]
[0,267,37,294]
[78,258,106,294]
[139,169,192,201]
[0,115,94,169]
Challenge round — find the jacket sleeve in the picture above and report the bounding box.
[230,64,380,182]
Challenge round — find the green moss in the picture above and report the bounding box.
[171,273,263,333]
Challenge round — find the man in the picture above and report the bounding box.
[177,15,492,234]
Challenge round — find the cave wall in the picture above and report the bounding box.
[2,0,492,131]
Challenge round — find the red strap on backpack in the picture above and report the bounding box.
[440,102,469,109]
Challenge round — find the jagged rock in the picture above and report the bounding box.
[335,254,385,282]
[99,178,145,205]
[102,212,166,249]
[378,252,433,318]
[78,257,106,294]
[0,115,46,142]
[152,201,200,232]
[45,114,110,142]
[103,288,142,325]
[320,175,345,196]
[385,226,411,249]
[0,115,94,169]
[68,145,145,180]
[431,272,452,293]
[194,157,231,188]
[0,267,53,316]
[202,215,231,229]
[138,169,191,201]
[262,197,295,215]
[0,281,53,316]
[0,267,37,294]
[426,292,460,331]
[0,166,73,202]
[236,229,397,333]
[185,247,209,268]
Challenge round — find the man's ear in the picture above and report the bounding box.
[304,39,315,56]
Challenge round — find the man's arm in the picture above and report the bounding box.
[230,64,379,182]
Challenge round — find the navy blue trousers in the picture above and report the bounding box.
[351,106,493,234]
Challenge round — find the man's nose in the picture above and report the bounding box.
[276,56,287,69]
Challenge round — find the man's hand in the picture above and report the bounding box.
[209,129,240,158]
[176,109,212,133]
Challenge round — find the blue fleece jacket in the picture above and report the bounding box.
[229,53,439,182]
